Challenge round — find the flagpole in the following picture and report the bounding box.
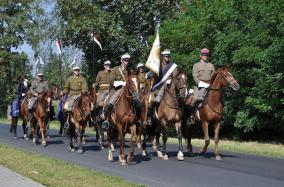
[59,53,63,89]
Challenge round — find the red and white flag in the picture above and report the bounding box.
[70,50,77,67]
[92,31,102,50]
[55,38,62,55]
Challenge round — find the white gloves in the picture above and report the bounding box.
[188,89,194,95]
[198,81,210,88]
[22,93,26,96]
[165,79,172,85]
[113,81,126,88]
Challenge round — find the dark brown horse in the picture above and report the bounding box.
[185,65,239,160]
[20,91,33,140]
[155,70,188,161]
[68,93,92,153]
[107,74,140,165]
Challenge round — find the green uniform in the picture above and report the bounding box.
[28,80,49,109]
[137,72,146,89]
[63,75,87,111]
[95,70,114,106]
[64,75,87,97]
[109,65,130,105]
[191,61,215,106]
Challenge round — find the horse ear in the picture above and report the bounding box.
[223,64,230,71]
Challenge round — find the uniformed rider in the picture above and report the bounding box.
[28,73,49,120]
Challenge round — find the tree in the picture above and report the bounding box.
[0,1,43,116]
[159,0,284,140]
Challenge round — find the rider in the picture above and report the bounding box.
[190,48,215,109]
[28,73,49,120]
[94,60,114,109]
[136,63,146,90]
[62,66,88,113]
[154,49,178,108]
[102,53,141,127]
[17,75,30,98]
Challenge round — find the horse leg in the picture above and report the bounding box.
[118,125,126,165]
[176,122,184,161]
[97,125,104,150]
[46,120,50,139]
[31,122,36,145]
[142,126,148,157]
[22,119,28,140]
[75,122,83,154]
[39,120,47,147]
[214,122,222,160]
[187,125,194,157]
[200,121,210,154]
[161,126,168,160]
[137,127,142,150]
[128,125,137,164]
[107,128,114,161]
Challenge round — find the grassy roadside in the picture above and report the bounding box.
[0,143,142,187]
[1,118,283,159]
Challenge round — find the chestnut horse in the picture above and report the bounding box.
[31,90,54,146]
[154,70,188,161]
[185,65,239,160]
[107,74,140,165]
[68,93,92,153]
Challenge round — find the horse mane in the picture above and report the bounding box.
[210,70,220,83]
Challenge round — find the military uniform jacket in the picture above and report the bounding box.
[95,70,114,90]
[192,62,215,85]
[111,65,130,85]
[64,75,87,97]
[161,61,178,81]
[30,80,49,95]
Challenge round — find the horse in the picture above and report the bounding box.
[107,74,140,165]
[20,91,33,140]
[184,65,240,160]
[31,91,53,146]
[10,95,23,138]
[68,93,92,153]
[154,70,188,161]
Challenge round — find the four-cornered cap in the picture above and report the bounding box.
[72,66,80,71]
[121,53,130,60]
[161,49,171,56]
[104,60,111,65]
[136,63,144,68]
[200,48,209,55]
[37,73,43,76]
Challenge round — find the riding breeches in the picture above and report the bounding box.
[109,88,123,105]
[155,84,165,103]
[28,97,37,110]
[97,89,109,107]
[63,94,81,112]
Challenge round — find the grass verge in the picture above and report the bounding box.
[0,143,142,187]
[1,118,283,159]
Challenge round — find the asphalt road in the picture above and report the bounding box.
[1,123,284,187]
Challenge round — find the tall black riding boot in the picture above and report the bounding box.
[102,104,114,129]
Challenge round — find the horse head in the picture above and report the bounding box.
[126,74,140,102]
[212,65,240,90]
[172,70,188,99]
[78,92,92,117]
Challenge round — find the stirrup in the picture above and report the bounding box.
[102,120,109,129]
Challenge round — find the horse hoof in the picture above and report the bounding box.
[157,151,163,159]
[41,141,47,147]
[120,160,127,166]
[177,151,184,161]
[77,149,83,154]
[82,141,86,145]
[188,151,194,157]
[215,155,222,161]
[163,155,169,160]
[100,146,105,150]
[142,150,148,157]
[46,136,50,140]
[13,136,18,139]
[199,149,206,154]
[111,144,115,152]
[108,156,113,162]
[24,134,29,141]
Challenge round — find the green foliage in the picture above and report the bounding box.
[160,0,284,140]
[0,1,42,116]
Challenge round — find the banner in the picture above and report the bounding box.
[145,32,160,75]
[92,31,102,50]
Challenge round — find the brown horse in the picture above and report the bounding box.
[20,91,33,140]
[31,91,52,146]
[107,74,140,165]
[185,65,240,160]
[154,70,188,161]
[68,93,92,153]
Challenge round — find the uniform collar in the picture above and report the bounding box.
[199,60,207,65]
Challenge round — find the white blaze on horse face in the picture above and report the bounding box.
[131,77,139,91]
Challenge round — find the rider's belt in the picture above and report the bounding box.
[99,84,110,87]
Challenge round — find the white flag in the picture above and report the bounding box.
[39,56,44,65]
[55,39,62,55]
[70,52,77,67]
[145,32,160,75]
[92,31,102,50]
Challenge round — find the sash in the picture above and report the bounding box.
[152,63,177,91]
